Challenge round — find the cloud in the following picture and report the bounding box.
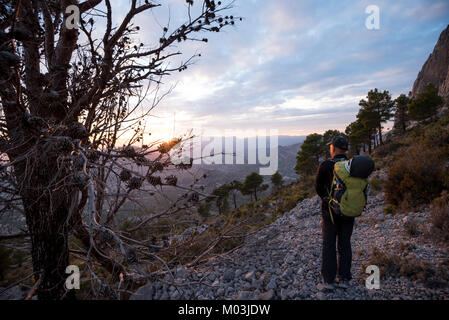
[117,0,449,138]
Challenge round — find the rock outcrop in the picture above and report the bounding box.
[412,24,449,100]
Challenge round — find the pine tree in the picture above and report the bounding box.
[346,120,365,155]
[241,172,268,201]
[197,203,211,219]
[359,89,395,145]
[408,83,444,123]
[294,133,323,177]
[270,171,283,194]
[209,184,231,214]
[393,94,410,134]
[229,180,243,209]
[356,107,378,153]
[322,130,346,158]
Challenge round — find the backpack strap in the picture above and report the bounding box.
[327,159,347,224]
[328,174,336,224]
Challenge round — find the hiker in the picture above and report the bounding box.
[315,136,374,291]
[315,136,353,291]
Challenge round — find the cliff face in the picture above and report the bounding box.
[412,25,449,100]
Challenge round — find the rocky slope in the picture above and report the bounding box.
[130,186,449,300]
[412,24,449,100]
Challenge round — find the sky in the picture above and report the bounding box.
[106,0,449,141]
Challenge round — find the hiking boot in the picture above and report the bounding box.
[335,279,351,289]
[317,282,335,292]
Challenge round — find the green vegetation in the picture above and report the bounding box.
[345,89,395,154]
[294,130,346,176]
[393,94,411,134]
[369,176,383,192]
[207,184,231,214]
[383,204,397,215]
[358,88,395,146]
[408,83,444,123]
[270,171,283,194]
[404,219,421,237]
[429,191,449,243]
[0,245,12,280]
[365,247,449,288]
[240,172,268,201]
[383,118,449,210]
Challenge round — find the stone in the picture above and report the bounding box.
[258,289,275,300]
[0,286,26,300]
[280,288,292,300]
[236,291,252,300]
[267,278,277,290]
[217,288,225,296]
[223,269,234,282]
[244,271,255,281]
[129,284,154,300]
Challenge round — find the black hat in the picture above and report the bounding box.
[326,136,348,151]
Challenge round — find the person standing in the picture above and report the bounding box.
[315,136,354,291]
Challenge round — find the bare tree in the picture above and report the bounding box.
[0,0,238,299]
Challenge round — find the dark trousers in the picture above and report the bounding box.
[321,207,355,284]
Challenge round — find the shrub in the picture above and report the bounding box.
[438,110,449,127]
[408,83,444,123]
[369,176,383,192]
[385,144,447,209]
[365,247,448,288]
[404,220,421,237]
[429,191,449,243]
[373,141,402,158]
[197,203,211,219]
[383,204,396,215]
[0,245,12,280]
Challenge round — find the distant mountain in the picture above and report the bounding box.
[277,136,307,147]
[122,138,303,214]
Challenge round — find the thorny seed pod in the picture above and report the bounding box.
[100,229,114,242]
[55,137,75,153]
[126,247,138,263]
[86,149,100,162]
[175,158,193,170]
[190,192,200,202]
[72,155,85,171]
[165,175,178,186]
[73,172,89,190]
[135,155,149,166]
[121,145,136,157]
[128,176,143,190]
[151,161,164,172]
[119,169,132,182]
[65,122,89,140]
[147,175,162,186]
